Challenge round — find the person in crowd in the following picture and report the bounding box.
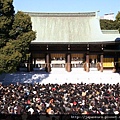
[0,82,119,115]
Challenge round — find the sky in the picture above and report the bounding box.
[13,0,120,17]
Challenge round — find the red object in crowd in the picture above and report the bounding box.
[27,100,31,104]
[52,87,56,91]
[73,101,77,106]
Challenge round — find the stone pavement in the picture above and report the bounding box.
[0,68,120,85]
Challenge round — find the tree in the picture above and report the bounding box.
[100,19,118,30]
[0,1,36,73]
[0,42,22,73]
[100,12,120,33]
[0,0,14,47]
[116,12,120,33]
[9,11,36,60]
[116,12,120,21]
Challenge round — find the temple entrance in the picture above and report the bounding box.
[89,55,97,68]
[32,53,46,71]
[51,53,65,68]
[71,54,84,68]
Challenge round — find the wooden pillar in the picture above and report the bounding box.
[34,58,36,68]
[97,55,100,62]
[100,54,103,72]
[65,54,68,71]
[67,53,71,72]
[30,54,33,71]
[27,58,30,72]
[45,53,51,72]
[27,53,32,72]
[86,54,89,72]
[97,55,100,71]
[113,53,118,72]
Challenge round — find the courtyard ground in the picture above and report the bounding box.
[0,68,120,85]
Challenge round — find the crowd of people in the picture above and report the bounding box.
[0,82,119,116]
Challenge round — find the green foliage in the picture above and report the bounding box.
[0,0,14,47]
[10,31,36,60]
[116,12,120,32]
[0,42,22,73]
[9,11,33,39]
[100,12,120,33]
[9,11,36,61]
[0,1,36,73]
[116,12,120,21]
[100,19,118,30]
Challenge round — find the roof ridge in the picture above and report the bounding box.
[24,11,96,17]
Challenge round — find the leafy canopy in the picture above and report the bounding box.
[0,0,36,73]
[100,12,120,32]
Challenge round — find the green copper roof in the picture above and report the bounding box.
[25,12,120,43]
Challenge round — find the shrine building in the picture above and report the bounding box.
[22,12,120,72]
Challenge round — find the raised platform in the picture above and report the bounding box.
[0,68,120,85]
